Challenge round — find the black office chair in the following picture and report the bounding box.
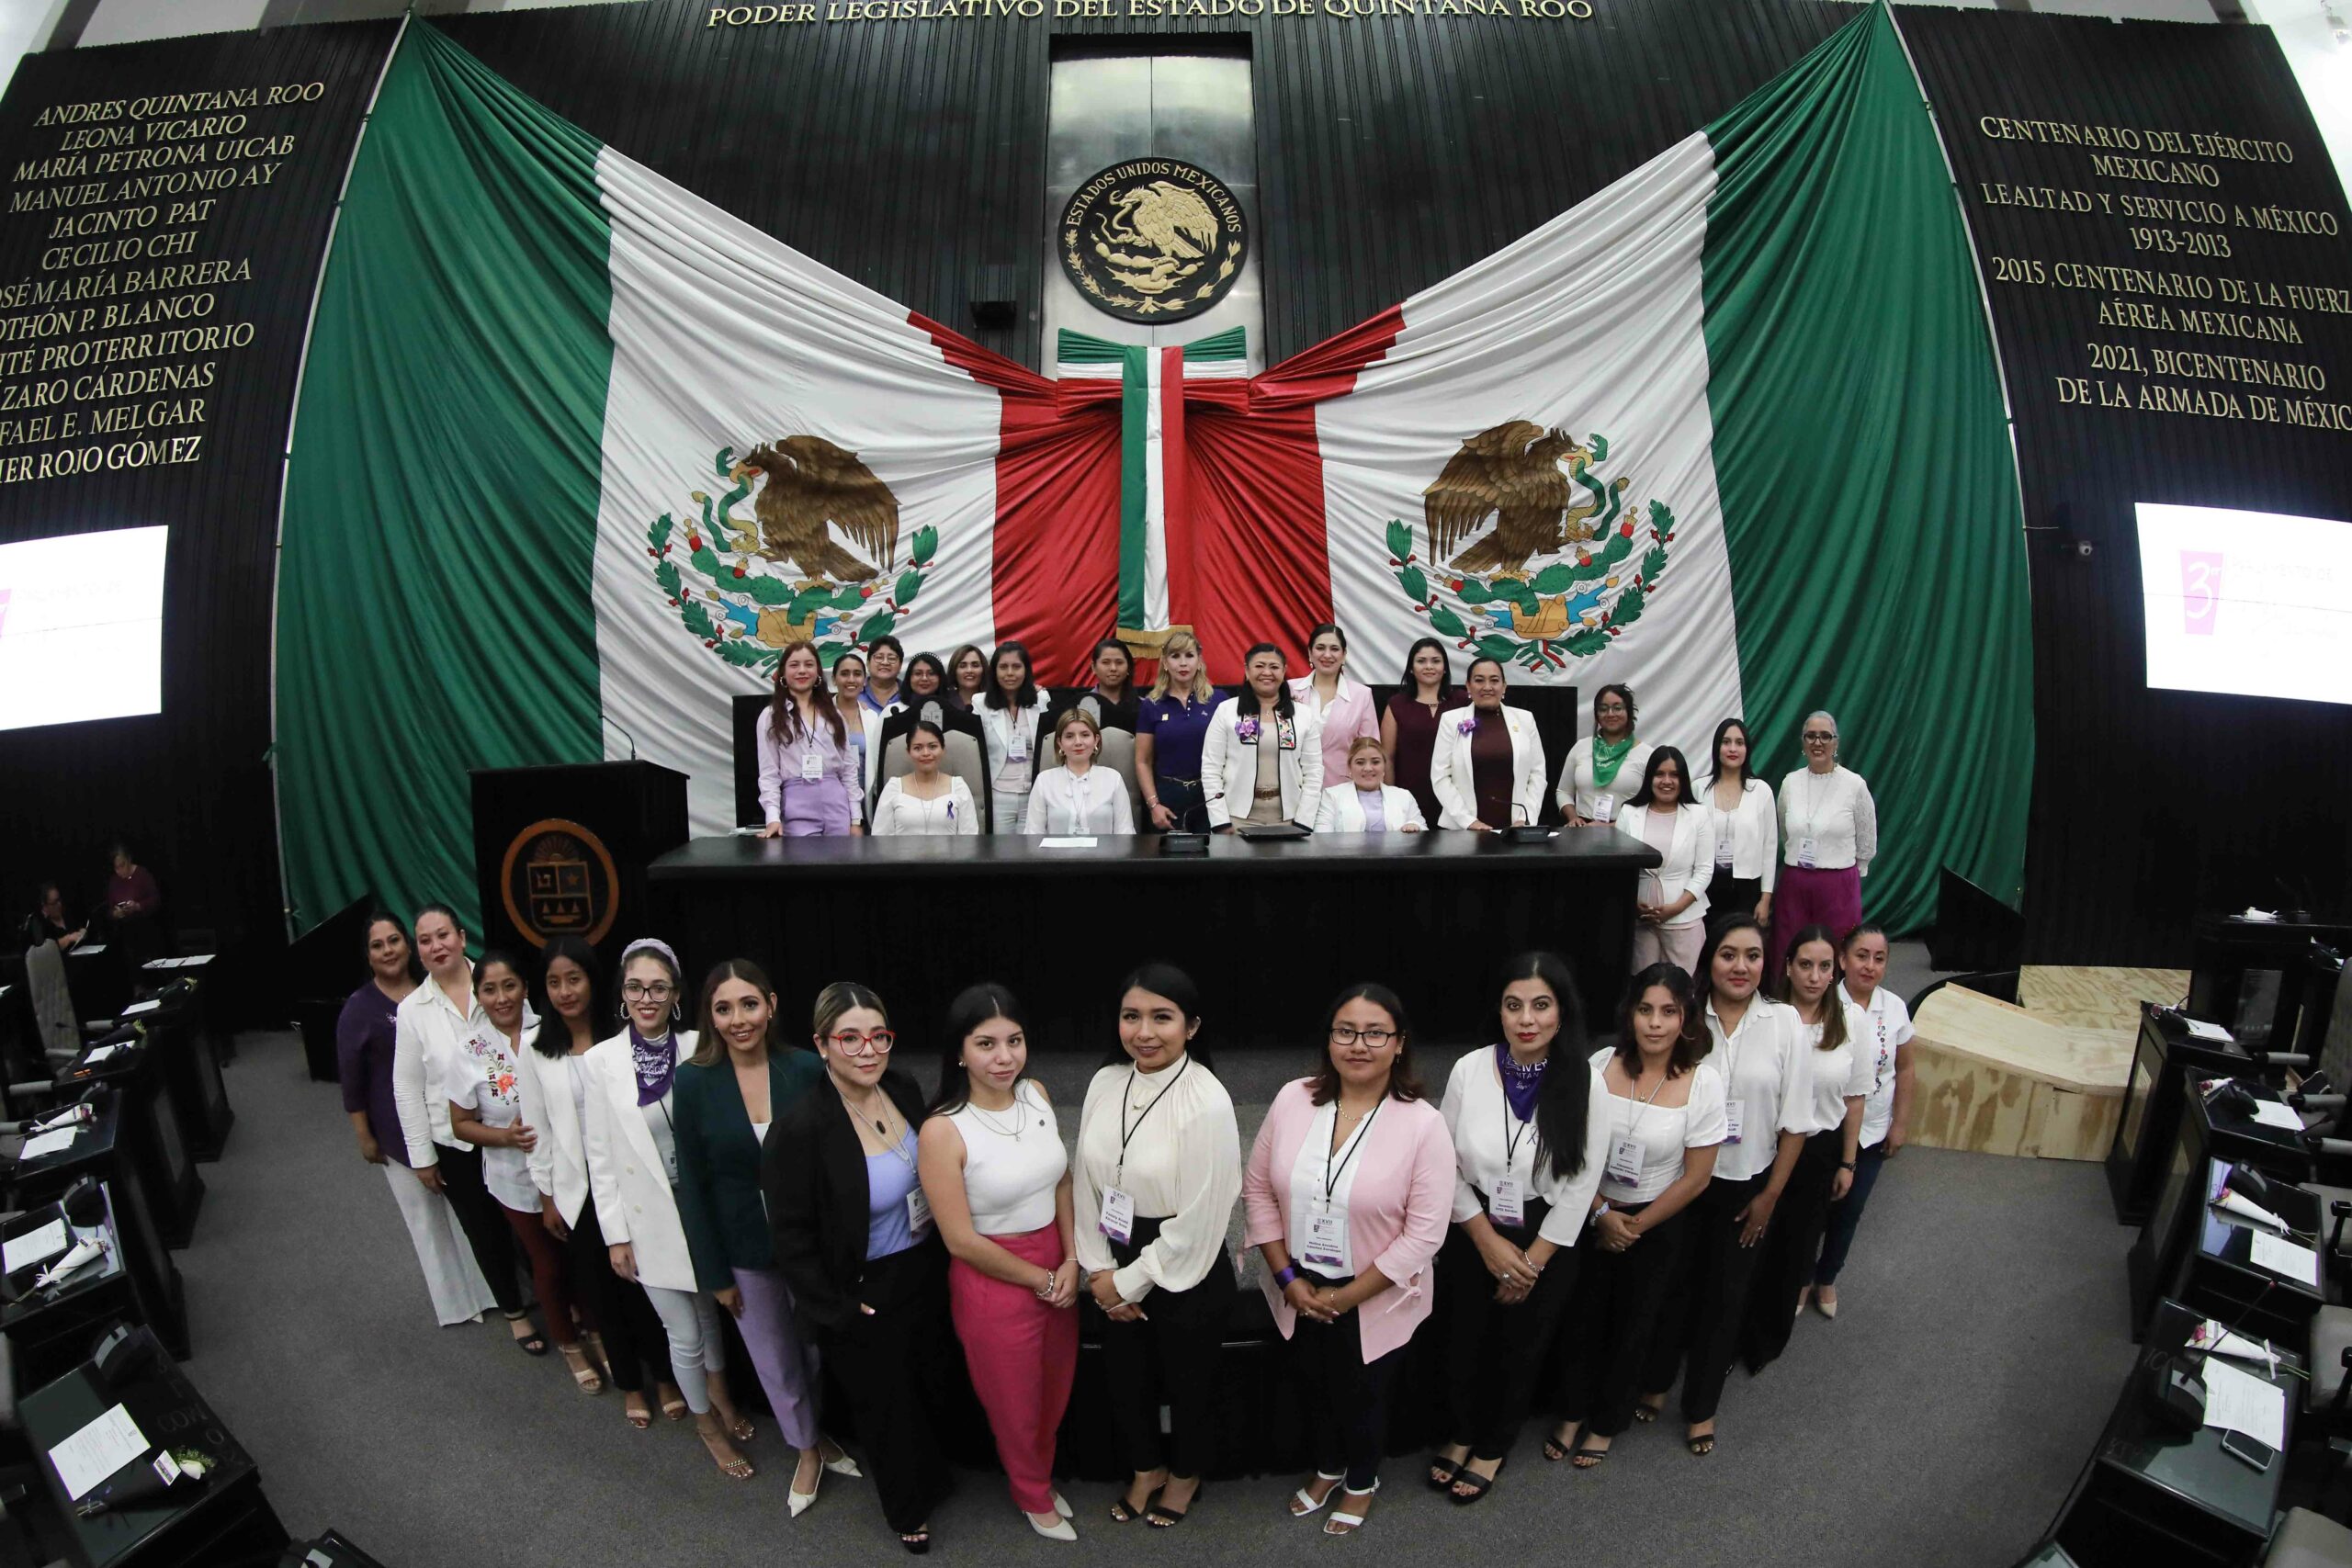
[2267,1506,2352,1566]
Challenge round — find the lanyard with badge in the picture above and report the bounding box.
[1304,1099,1380,1273]
[1718,1016,1748,1146]
[997,708,1032,793]
[886,1121,932,1235]
[1605,1067,1670,1188]
[1797,772,1832,870]
[1489,1081,1537,1226]
[1099,1057,1192,1246]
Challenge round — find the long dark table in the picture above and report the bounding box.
[647,828,1660,1050]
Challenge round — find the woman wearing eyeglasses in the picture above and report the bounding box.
[581,938,757,1478]
[1073,964,1242,1529]
[1430,953,1608,1504]
[918,984,1081,1540]
[764,984,957,1555]
[1244,984,1453,1537]
[1770,712,1876,975]
[1556,684,1653,827]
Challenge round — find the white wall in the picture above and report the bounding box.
[2248,0,2352,198]
[0,0,71,96]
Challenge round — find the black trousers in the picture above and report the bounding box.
[821,1245,956,1535]
[1151,775,1206,834]
[564,1199,673,1395]
[435,1142,523,1315]
[1555,1199,1689,1438]
[1292,1269,1404,1491]
[1640,1173,1767,1423]
[1099,1217,1226,1479]
[1440,1209,1581,1461]
[1704,870,1764,924]
[1743,1130,1840,1372]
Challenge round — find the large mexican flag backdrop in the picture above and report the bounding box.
[276,5,2029,940]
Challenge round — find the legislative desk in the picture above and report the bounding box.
[58,1041,202,1252]
[6,1098,187,1360]
[2130,1076,2312,1338]
[2052,1297,2298,1568]
[2170,1160,2325,1346]
[1,1188,146,1394]
[20,1327,286,1568]
[649,828,1662,1044]
[2109,1005,2256,1227]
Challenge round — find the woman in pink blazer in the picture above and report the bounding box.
[1289,622,1381,792]
[1244,983,1454,1538]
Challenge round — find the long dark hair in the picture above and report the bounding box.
[1593,682,1637,732]
[927,982,1034,1116]
[1307,982,1424,1105]
[1611,961,1706,1078]
[1089,637,1134,699]
[1240,641,1296,720]
[472,948,531,1037]
[363,907,425,986]
[767,639,845,748]
[689,957,783,1067]
[1624,745,1692,808]
[1776,923,1850,1052]
[904,652,950,700]
[1102,960,1217,1073]
[1396,636,1453,699]
[1696,911,1768,1010]
[1707,717,1753,789]
[982,642,1037,711]
[529,934,601,1058]
[1497,951,1591,1180]
[946,644,988,706]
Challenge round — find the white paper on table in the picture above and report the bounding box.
[2199,1357,2288,1450]
[48,1403,149,1501]
[119,998,161,1018]
[2184,1016,2234,1043]
[2247,1100,2303,1132]
[84,1045,121,1066]
[1038,837,1099,848]
[2191,1319,2279,1371]
[71,945,105,957]
[2,1219,68,1274]
[17,1129,79,1161]
[2249,1230,2322,1287]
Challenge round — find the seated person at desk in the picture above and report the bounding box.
[1025,710,1134,835]
[22,882,86,953]
[1313,738,1426,833]
[870,721,979,836]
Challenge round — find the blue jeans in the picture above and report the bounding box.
[1813,1142,1890,1287]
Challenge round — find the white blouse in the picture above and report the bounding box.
[1841,984,1916,1148]
[1023,765,1135,835]
[1792,1003,1877,1134]
[1706,777,1780,888]
[980,703,1039,798]
[870,775,978,836]
[1702,998,1809,1183]
[1072,1057,1243,1302]
[1440,1046,1610,1247]
[447,1021,540,1213]
[943,1080,1064,1235]
[1284,1097,1377,1274]
[1777,765,1877,875]
[1556,736,1655,824]
[1586,1046,1727,1203]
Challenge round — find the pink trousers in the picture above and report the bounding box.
[948,1223,1078,1513]
[1770,863,1864,976]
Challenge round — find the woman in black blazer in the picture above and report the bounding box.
[763,981,957,1555]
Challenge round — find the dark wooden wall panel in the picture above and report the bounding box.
[1901,9,2352,964]
[0,21,397,960]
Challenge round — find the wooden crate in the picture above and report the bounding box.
[1910,985,2133,1162]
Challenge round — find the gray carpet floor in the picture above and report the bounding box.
[178,947,2124,1568]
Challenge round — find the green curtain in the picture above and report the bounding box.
[276,24,615,937]
[1703,5,2033,931]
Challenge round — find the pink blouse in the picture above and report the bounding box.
[1289,674,1380,792]
[1243,1078,1455,1362]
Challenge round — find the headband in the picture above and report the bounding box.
[618,936,681,977]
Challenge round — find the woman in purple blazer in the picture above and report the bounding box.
[1244,983,1454,1538]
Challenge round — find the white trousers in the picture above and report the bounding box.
[1632,919,1706,975]
[381,1161,499,1326]
[643,1284,728,1414]
[991,789,1030,835]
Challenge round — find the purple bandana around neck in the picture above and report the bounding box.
[629,1024,676,1107]
[1496,1043,1545,1122]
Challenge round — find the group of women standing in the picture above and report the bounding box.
[341,898,1917,1551]
[747,632,1881,971]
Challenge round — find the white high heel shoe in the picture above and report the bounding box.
[788,1464,821,1519]
[1027,1506,1077,1541]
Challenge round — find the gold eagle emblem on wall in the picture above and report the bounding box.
[1058,157,1249,325]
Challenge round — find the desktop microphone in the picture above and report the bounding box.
[604,713,639,761]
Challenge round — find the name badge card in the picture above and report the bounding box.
[1594,793,1615,824]
[1303,1199,1351,1273]
[1488,1176,1527,1227]
[1716,836,1735,867]
[1723,1099,1746,1145]
[907,1186,933,1236]
[1797,836,1817,869]
[1099,1186,1136,1246]
[800,749,823,781]
[1606,1136,1645,1187]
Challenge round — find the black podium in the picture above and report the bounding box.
[469,761,689,964]
[2109,1006,2256,1227]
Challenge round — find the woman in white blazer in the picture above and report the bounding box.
[514,937,683,1427]
[831,650,895,801]
[1202,641,1324,830]
[582,938,757,1479]
[1613,747,1714,971]
[1313,735,1427,832]
[978,642,1044,833]
[1024,708,1134,834]
[1430,656,1546,830]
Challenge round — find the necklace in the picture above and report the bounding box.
[964,1091,1028,1140]
[841,1082,893,1136]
